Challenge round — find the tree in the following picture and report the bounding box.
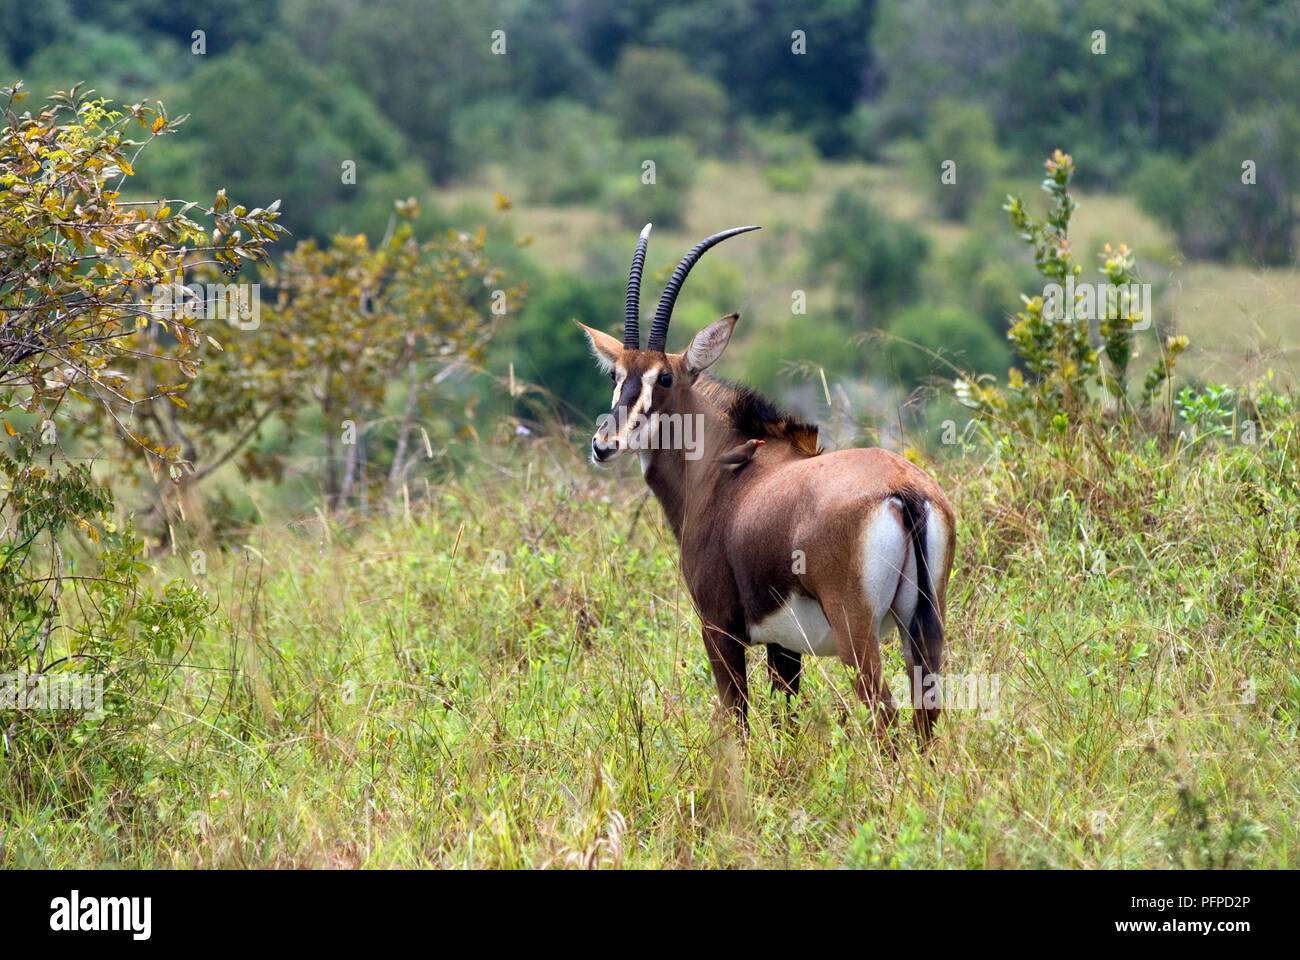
[809,188,929,325]
[608,136,699,230]
[607,47,727,147]
[151,203,525,513]
[918,101,1002,221]
[504,271,624,422]
[883,305,1010,386]
[610,0,879,154]
[872,0,1300,186]
[166,35,430,242]
[1,83,282,482]
[1133,110,1298,265]
[0,83,281,785]
[69,0,282,56]
[282,0,507,183]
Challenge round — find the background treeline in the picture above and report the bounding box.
[3,1,1295,237]
[1,0,1296,467]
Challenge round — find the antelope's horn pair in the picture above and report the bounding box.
[623,223,761,352]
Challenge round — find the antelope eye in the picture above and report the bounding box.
[609,370,616,382]
[658,371,673,388]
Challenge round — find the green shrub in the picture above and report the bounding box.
[744,124,818,193]
[21,25,189,100]
[942,228,1039,334]
[961,151,1187,433]
[810,188,929,325]
[843,103,892,161]
[172,35,425,241]
[0,84,279,805]
[1132,110,1298,265]
[510,100,620,205]
[607,47,727,148]
[1129,153,1193,238]
[742,314,858,395]
[884,304,1010,386]
[504,272,625,421]
[609,137,699,229]
[917,100,1003,221]
[0,432,212,804]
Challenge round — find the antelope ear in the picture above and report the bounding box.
[575,321,623,374]
[684,313,738,374]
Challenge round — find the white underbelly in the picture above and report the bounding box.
[748,595,838,657]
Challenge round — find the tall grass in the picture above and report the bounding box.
[3,414,1296,868]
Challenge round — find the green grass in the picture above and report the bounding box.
[4,418,1297,868]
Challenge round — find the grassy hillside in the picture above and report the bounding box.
[446,157,1298,396]
[6,420,1296,868]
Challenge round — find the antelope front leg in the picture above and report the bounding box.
[702,624,749,731]
[766,643,802,727]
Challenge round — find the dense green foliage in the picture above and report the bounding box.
[916,101,1004,222]
[4,0,1292,421]
[811,188,929,323]
[0,82,279,796]
[4,0,1292,255]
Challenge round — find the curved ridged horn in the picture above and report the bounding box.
[647,225,760,352]
[623,223,652,348]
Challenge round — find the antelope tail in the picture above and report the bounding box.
[899,491,942,672]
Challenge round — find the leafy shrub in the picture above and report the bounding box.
[1132,109,1298,265]
[185,206,523,510]
[843,103,892,161]
[742,314,858,396]
[884,304,1010,386]
[609,137,698,229]
[0,83,278,799]
[744,124,818,193]
[21,25,189,100]
[917,100,1003,221]
[960,151,1186,433]
[1176,383,1235,440]
[505,272,625,421]
[169,35,425,241]
[281,0,506,184]
[0,440,212,804]
[810,188,929,325]
[512,101,619,205]
[942,227,1039,333]
[607,47,727,148]
[1128,153,1192,238]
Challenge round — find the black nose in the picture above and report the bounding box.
[592,436,617,462]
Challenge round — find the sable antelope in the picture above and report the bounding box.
[578,224,956,744]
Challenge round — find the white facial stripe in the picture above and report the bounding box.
[613,366,660,445]
[610,366,626,408]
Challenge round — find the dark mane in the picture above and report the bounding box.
[697,376,822,457]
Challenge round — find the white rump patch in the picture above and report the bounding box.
[926,502,946,598]
[863,498,910,641]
